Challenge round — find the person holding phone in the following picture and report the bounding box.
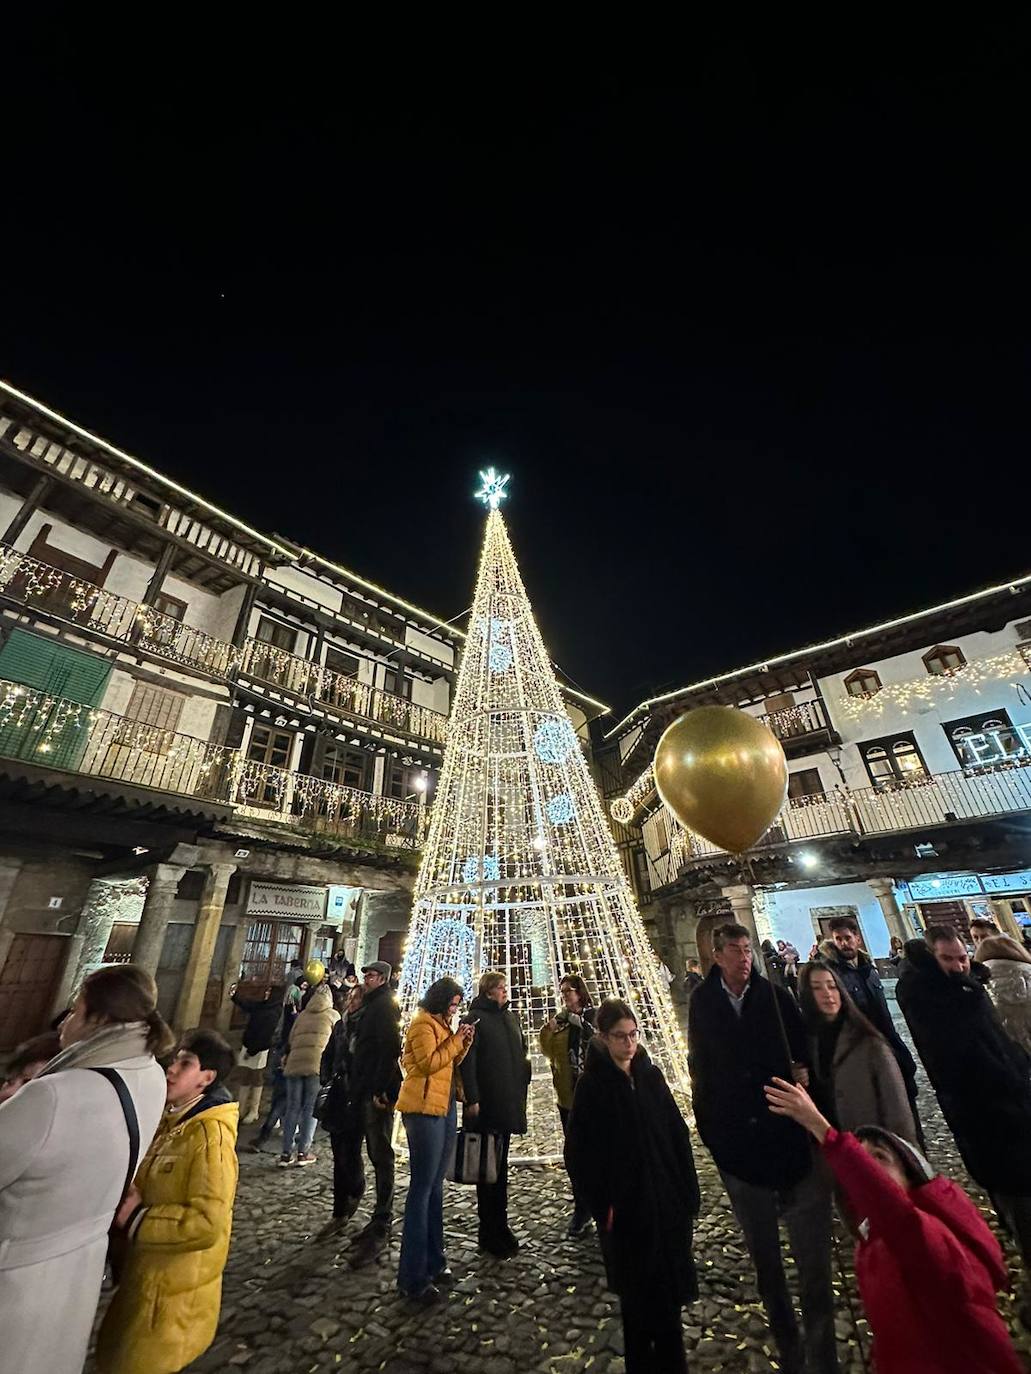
[459,971,532,1258]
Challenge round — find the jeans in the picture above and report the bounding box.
[476,1131,511,1246]
[282,1074,320,1156]
[620,1295,687,1374]
[721,1163,839,1374]
[398,1103,456,1295]
[332,1100,396,1224]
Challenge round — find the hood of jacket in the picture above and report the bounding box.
[583,1036,651,1080]
[913,1175,1010,1291]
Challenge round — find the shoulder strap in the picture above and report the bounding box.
[89,1066,142,1201]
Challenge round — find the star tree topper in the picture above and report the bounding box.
[475,467,510,510]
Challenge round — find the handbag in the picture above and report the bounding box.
[447,1128,500,1185]
[90,1067,141,1285]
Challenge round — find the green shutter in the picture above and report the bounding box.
[0,630,112,770]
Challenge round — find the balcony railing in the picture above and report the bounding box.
[0,544,240,678]
[232,760,428,848]
[758,698,833,742]
[652,758,1031,880]
[240,636,448,745]
[0,678,427,850]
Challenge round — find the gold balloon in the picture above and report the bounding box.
[653,706,788,854]
[305,959,326,986]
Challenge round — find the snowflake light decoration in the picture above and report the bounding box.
[533,716,577,764]
[475,467,510,510]
[461,854,501,885]
[547,792,575,824]
[489,642,513,673]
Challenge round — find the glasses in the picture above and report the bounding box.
[606,1029,640,1044]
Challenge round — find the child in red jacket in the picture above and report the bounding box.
[765,1076,1023,1374]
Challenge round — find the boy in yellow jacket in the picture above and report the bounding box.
[96,1029,239,1374]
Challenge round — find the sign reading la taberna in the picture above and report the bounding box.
[246,881,327,921]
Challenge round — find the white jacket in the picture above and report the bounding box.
[984,957,1031,1057]
[0,1032,166,1374]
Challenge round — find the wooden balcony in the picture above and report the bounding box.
[240,636,448,746]
[0,543,240,678]
[0,678,428,851]
[757,698,838,754]
[651,758,1031,884]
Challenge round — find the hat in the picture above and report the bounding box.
[362,960,392,980]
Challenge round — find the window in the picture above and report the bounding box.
[383,668,411,699]
[788,768,824,800]
[844,667,881,698]
[317,740,367,790]
[325,647,360,678]
[923,644,966,676]
[387,761,423,799]
[943,709,1028,768]
[152,592,187,623]
[859,731,928,786]
[119,682,185,753]
[245,724,294,806]
[255,616,297,653]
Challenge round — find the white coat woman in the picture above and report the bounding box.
[980,934,1031,1056]
[0,964,171,1374]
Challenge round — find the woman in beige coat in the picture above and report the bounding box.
[980,935,1031,1056]
[799,961,918,1145]
[279,981,339,1166]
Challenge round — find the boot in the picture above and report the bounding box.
[348,1221,392,1269]
[239,1084,262,1125]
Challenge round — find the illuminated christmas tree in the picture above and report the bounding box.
[399,470,688,1158]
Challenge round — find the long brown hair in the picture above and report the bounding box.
[978,934,1031,967]
[798,961,884,1043]
[79,965,174,1056]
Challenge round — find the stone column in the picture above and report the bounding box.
[867,877,909,945]
[720,883,759,945]
[175,863,237,1030]
[990,897,1024,943]
[51,935,85,1017]
[216,918,250,1032]
[131,864,188,975]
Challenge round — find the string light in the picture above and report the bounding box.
[398,507,689,1160]
[835,649,1029,720]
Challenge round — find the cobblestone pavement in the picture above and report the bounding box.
[94,995,1031,1373]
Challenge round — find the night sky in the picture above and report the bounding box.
[3,24,1027,716]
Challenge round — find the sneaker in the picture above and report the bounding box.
[295,1152,318,1167]
[433,1267,456,1288]
[566,1211,593,1239]
[277,1154,294,1168]
[316,1216,351,1241]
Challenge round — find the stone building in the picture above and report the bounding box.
[0,379,604,1047]
[601,575,1031,972]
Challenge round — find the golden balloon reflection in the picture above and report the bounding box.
[653,706,788,854]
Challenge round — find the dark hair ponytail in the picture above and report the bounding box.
[80,965,174,1057]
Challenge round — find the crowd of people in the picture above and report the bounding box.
[2,915,1031,1373]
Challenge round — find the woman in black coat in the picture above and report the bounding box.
[459,970,531,1257]
[565,998,700,1374]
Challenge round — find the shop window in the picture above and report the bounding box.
[923,644,966,676]
[860,731,928,786]
[844,667,881,698]
[944,709,1028,768]
[788,768,824,800]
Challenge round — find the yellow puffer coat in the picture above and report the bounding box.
[284,982,339,1077]
[94,1098,239,1374]
[396,1009,469,1116]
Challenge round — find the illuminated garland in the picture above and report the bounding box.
[836,649,1029,719]
[610,762,655,824]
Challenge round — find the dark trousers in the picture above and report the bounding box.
[720,1164,839,1374]
[476,1132,511,1244]
[992,1190,1031,1285]
[331,1100,395,1224]
[558,1106,591,1222]
[255,1075,287,1144]
[620,1295,687,1374]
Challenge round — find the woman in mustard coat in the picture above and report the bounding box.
[396,977,474,1303]
[96,1029,239,1374]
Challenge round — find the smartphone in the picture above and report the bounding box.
[468,1017,481,1025]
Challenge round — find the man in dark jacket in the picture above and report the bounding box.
[823,915,922,1139]
[460,970,531,1258]
[689,923,839,1374]
[343,961,403,1267]
[897,927,1031,1312]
